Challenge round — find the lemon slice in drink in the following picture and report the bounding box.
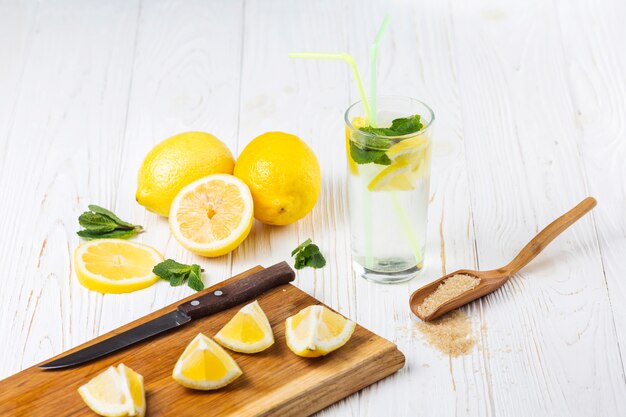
[78,364,145,417]
[368,135,431,192]
[172,333,242,390]
[214,300,274,353]
[74,240,163,294]
[285,305,356,358]
[169,174,254,257]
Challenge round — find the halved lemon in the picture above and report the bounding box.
[285,305,356,358]
[169,174,254,257]
[172,333,242,390]
[74,239,163,294]
[214,300,274,353]
[78,364,145,417]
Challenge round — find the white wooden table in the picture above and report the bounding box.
[1,0,625,415]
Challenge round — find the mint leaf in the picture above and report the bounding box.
[169,273,186,287]
[88,204,138,229]
[77,205,143,239]
[152,259,204,291]
[389,114,423,135]
[153,259,191,280]
[78,212,118,233]
[291,239,326,270]
[76,229,139,240]
[187,266,204,292]
[291,238,312,256]
[349,141,392,165]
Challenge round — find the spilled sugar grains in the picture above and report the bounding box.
[417,310,475,357]
[416,274,480,317]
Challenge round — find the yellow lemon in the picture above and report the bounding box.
[285,305,356,358]
[74,240,163,294]
[234,132,321,226]
[168,174,253,257]
[136,131,235,217]
[214,300,274,353]
[172,333,242,390]
[78,364,145,417]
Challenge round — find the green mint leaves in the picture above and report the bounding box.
[350,114,424,165]
[152,259,204,292]
[77,205,143,239]
[388,114,423,135]
[349,141,392,165]
[291,239,326,270]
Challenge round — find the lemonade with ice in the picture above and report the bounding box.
[345,96,434,283]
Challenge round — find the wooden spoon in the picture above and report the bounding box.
[409,197,597,321]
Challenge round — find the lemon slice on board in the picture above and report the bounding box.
[78,364,145,417]
[172,333,242,390]
[214,300,274,353]
[285,305,356,358]
[74,239,163,294]
[169,174,254,257]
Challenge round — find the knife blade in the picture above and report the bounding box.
[40,261,295,369]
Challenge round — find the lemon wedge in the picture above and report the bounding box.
[172,333,242,390]
[285,305,356,357]
[74,239,163,294]
[214,300,274,353]
[78,364,145,417]
[169,174,254,257]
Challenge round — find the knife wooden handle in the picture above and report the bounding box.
[177,261,296,319]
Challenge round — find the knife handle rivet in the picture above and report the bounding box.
[214,290,223,296]
[190,300,200,306]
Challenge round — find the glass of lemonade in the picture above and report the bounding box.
[345,96,435,284]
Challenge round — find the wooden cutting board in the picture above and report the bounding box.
[0,266,405,416]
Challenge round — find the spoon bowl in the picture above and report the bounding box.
[409,197,597,321]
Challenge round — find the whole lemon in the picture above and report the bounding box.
[136,132,234,217]
[234,132,321,226]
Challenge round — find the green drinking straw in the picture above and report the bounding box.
[369,16,423,266]
[288,52,372,124]
[369,15,390,128]
[289,51,375,269]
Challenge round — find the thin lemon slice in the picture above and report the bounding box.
[169,174,254,257]
[74,239,163,294]
[368,138,431,192]
[78,364,145,417]
[285,305,356,358]
[172,333,242,390]
[214,300,274,353]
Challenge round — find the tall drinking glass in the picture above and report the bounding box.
[345,96,435,283]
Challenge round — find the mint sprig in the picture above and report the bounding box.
[152,259,204,292]
[291,239,326,270]
[77,205,143,240]
[350,114,424,165]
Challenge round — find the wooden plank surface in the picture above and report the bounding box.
[0,0,625,416]
[0,266,405,416]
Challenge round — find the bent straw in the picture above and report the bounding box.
[370,16,423,266]
[288,52,372,124]
[369,15,390,128]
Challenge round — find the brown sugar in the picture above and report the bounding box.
[416,274,480,317]
[417,310,475,357]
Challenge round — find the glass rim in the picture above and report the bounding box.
[344,95,435,140]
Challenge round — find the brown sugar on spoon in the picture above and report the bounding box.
[416,274,480,317]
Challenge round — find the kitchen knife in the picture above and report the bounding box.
[39,261,295,369]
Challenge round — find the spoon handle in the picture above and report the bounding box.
[500,197,597,276]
